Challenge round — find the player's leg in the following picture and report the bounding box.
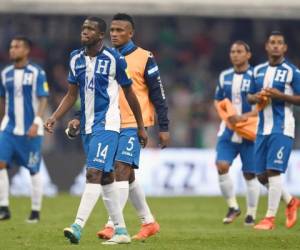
[64,134,102,244]
[0,132,15,220]
[240,141,260,226]
[255,134,294,230]
[216,138,240,224]
[129,169,160,241]
[18,135,43,223]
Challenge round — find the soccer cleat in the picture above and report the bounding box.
[244,215,255,226]
[64,223,82,244]
[223,207,241,224]
[254,217,275,230]
[285,197,300,229]
[132,222,160,241]
[26,210,40,223]
[102,227,131,245]
[0,206,11,221]
[96,226,115,239]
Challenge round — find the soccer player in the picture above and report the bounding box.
[248,31,300,230]
[67,13,169,241]
[0,36,49,223]
[44,17,147,245]
[214,41,260,226]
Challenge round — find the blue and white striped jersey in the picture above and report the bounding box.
[68,47,132,134]
[0,63,49,136]
[215,67,254,143]
[250,59,300,138]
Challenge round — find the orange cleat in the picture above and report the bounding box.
[96,226,115,240]
[254,217,275,230]
[285,197,300,229]
[132,222,160,241]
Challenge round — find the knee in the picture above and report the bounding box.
[128,168,135,184]
[101,172,114,185]
[216,162,230,175]
[86,168,102,184]
[243,172,256,181]
[0,162,7,170]
[266,169,281,177]
[257,173,268,185]
[115,161,132,181]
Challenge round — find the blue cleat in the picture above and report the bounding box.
[63,223,82,244]
[102,227,131,245]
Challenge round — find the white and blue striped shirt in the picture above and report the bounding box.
[68,47,132,134]
[250,59,300,138]
[0,63,49,136]
[215,67,254,143]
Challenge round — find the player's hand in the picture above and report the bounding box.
[65,119,80,139]
[27,124,38,138]
[137,127,148,148]
[44,116,56,133]
[159,131,170,149]
[263,87,283,100]
[227,115,247,126]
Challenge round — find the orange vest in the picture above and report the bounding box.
[119,47,155,128]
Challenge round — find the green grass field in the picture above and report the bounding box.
[1,195,300,250]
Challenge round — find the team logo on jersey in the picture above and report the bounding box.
[274,69,287,82]
[96,60,109,75]
[241,79,251,92]
[23,73,33,85]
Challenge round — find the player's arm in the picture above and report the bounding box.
[44,84,78,133]
[263,87,300,105]
[0,97,4,123]
[144,54,170,148]
[0,75,5,123]
[122,84,147,147]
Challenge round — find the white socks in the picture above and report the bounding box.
[102,182,126,229]
[75,183,102,228]
[105,181,129,228]
[129,180,154,224]
[266,175,282,217]
[245,178,260,218]
[281,187,292,205]
[0,168,9,207]
[218,173,238,209]
[31,171,43,211]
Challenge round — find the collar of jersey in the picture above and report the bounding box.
[118,40,137,56]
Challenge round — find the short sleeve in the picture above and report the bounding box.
[36,69,49,97]
[214,74,224,101]
[115,55,132,86]
[248,76,257,94]
[291,68,300,95]
[0,74,5,97]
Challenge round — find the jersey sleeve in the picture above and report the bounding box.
[248,75,257,94]
[36,69,49,97]
[68,53,78,85]
[291,68,300,95]
[144,54,169,131]
[214,74,224,101]
[0,73,5,97]
[115,54,132,87]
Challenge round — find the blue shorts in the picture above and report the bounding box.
[81,131,119,173]
[115,128,141,168]
[0,131,42,175]
[254,134,293,174]
[216,137,255,173]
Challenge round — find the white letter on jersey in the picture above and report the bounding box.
[274,70,287,82]
[96,60,109,75]
[23,73,33,85]
[241,79,251,92]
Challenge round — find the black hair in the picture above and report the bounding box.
[12,35,32,49]
[86,16,107,33]
[232,40,251,52]
[112,13,135,29]
[267,30,285,42]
